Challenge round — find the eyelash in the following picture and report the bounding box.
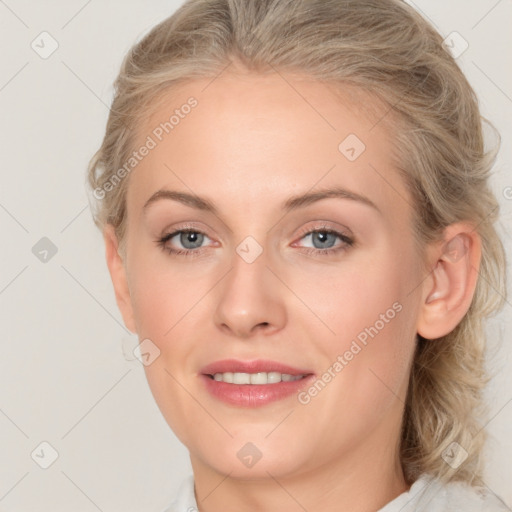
[294,225,354,257]
[156,225,354,258]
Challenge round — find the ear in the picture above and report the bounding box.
[103,224,137,333]
[416,223,481,340]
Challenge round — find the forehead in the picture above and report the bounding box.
[127,71,409,222]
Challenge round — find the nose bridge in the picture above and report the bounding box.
[213,236,286,337]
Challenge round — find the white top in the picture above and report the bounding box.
[162,473,510,512]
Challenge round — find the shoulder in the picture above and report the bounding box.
[161,473,510,512]
[438,479,510,512]
[161,474,197,512]
[380,474,510,512]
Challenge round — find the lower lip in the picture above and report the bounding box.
[200,374,315,407]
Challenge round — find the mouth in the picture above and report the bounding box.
[206,371,306,384]
[200,359,314,407]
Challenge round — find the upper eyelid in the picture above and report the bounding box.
[161,222,350,237]
[161,227,213,242]
[160,222,212,237]
[295,222,353,240]
[293,228,354,249]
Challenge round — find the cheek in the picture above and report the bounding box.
[297,245,419,407]
[288,247,416,343]
[127,255,208,338]
[128,259,204,443]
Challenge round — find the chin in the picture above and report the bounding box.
[192,437,314,481]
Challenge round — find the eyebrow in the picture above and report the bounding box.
[143,186,380,214]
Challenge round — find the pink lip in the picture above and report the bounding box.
[200,359,315,408]
[201,359,311,376]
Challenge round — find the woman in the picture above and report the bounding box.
[87,0,509,510]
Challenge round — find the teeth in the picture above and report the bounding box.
[233,372,250,384]
[250,372,267,385]
[211,371,304,384]
[267,371,282,383]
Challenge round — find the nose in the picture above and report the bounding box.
[213,245,287,339]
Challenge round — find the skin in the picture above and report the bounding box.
[104,68,481,512]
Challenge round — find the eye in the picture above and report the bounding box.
[156,224,354,258]
[157,228,213,257]
[293,226,354,256]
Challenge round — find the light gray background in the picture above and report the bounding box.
[0,1,511,511]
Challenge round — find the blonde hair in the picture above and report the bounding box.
[87,0,506,485]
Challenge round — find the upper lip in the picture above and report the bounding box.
[201,359,313,377]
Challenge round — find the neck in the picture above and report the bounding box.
[190,431,409,512]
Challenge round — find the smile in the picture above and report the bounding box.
[209,372,306,384]
[200,359,314,407]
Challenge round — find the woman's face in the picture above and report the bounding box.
[115,71,426,480]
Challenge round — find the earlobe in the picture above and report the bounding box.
[103,225,137,333]
[417,225,481,340]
